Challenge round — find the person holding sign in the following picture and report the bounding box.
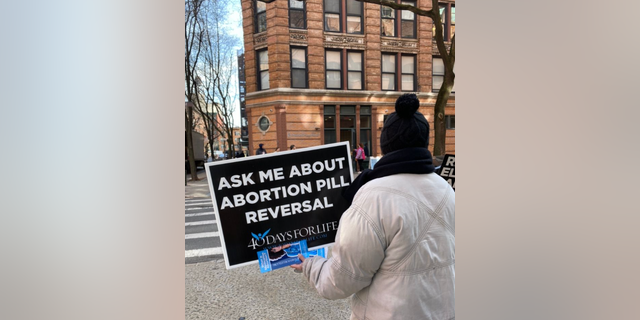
[291,94,455,320]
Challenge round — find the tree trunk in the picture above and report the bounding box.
[186,108,198,181]
[432,71,454,157]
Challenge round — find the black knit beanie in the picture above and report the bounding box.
[380,94,430,155]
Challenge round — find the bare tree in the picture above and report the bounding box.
[358,0,454,157]
[185,0,206,180]
[190,0,241,159]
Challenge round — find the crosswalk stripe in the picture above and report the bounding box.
[185,247,223,258]
[185,232,220,240]
[185,202,212,207]
[185,220,216,227]
[186,206,213,211]
[185,211,215,218]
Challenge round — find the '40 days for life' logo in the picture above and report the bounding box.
[251,229,270,241]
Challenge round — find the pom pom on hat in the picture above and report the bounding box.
[395,93,420,118]
[380,94,430,154]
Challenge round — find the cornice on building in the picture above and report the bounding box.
[245,88,455,107]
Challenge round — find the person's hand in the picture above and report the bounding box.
[290,254,305,273]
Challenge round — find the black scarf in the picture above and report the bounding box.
[342,147,435,205]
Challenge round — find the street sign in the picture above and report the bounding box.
[205,142,354,269]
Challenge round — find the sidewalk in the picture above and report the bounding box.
[185,170,211,199]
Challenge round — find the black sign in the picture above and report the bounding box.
[205,142,353,269]
[437,154,455,191]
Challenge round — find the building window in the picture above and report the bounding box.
[324,106,336,144]
[290,47,308,88]
[432,56,454,93]
[324,0,362,34]
[325,50,342,89]
[451,5,455,39]
[401,1,416,38]
[432,56,443,92]
[381,1,416,39]
[383,53,416,91]
[360,106,371,157]
[324,0,341,32]
[346,0,362,33]
[340,106,356,149]
[257,49,269,90]
[324,105,371,153]
[326,49,364,90]
[381,6,395,36]
[381,53,396,91]
[289,0,306,29]
[445,115,455,130]
[401,54,416,91]
[255,0,267,33]
[347,51,363,90]
[433,3,455,41]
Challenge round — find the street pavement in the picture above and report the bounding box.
[185,169,352,319]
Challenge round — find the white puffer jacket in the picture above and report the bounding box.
[302,173,455,320]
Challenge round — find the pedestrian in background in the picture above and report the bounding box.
[291,93,455,320]
[289,145,296,150]
[274,147,280,153]
[354,143,365,172]
[256,143,267,155]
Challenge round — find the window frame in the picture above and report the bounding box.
[324,0,342,32]
[400,1,416,39]
[381,53,397,91]
[255,0,267,33]
[400,54,416,92]
[380,0,416,39]
[380,5,395,37]
[325,49,343,90]
[345,0,363,34]
[433,3,455,41]
[346,50,364,90]
[431,55,454,93]
[290,46,308,88]
[289,0,306,29]
[257,49,269,91]
[445,115,455,130]
[324,105,337,144]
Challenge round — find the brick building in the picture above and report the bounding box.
[241,0,455,157]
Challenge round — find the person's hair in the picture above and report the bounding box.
[290,145,296,150]
[275,147,280,152]
[358,143,364,148]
